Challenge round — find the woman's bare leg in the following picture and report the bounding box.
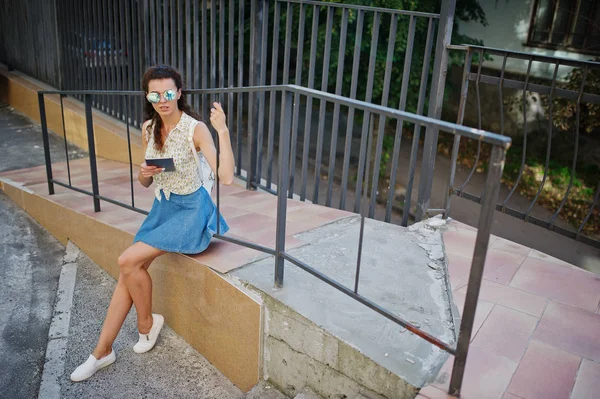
[91,259,151,359]
[117,242,165,334]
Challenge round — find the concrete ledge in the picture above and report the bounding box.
[0,67,145,165]
[0,179,262,392]
[260,295,417,399]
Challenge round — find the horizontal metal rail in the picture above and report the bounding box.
[39,83,509,397]
[278,0,440,18]
[40,85,512,149]
[281,251,455,354]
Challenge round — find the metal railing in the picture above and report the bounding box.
[445,45,600,248]
[38,85,510,396]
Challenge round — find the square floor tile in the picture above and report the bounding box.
[451,291,494,342]
[458,280,547,317]
[534,301,600,361]
[433,347,518,399]
[507,340,579,399]
[470,306,538,363]
[571,358,600,399]
[510,257,600,312]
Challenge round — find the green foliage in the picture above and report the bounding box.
[281,0,487,114]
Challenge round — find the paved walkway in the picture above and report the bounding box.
[2,156,599,399]
[418,224,600,398]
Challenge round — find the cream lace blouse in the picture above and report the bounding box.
[144,112,204,201]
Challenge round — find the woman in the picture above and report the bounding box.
[70,65,234,382]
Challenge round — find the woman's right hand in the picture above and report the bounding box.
[140,162,164,178]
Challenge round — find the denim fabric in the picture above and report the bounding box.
[133,186,229,254]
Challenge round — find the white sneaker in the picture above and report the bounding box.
[133,314,164,354]
[70,349,116,382]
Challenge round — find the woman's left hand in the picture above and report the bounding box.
[210,102,228,135]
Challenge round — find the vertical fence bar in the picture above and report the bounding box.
[525,62,560,222]
[211,0,217,91]
[109,0,118,116]
[193,0,199,106]
[354,11,381,214]
[402,17,435,226]
[443,49,473,218]
[256,0,269,183]
[339,9,364,209]
[166,0,172,64]
[300,5,320,201]
[201,0,208,120]
[228,0,234,150]
[247,0,263,189]
[267,2,281,189]
[59,95,72,186]
[178,0,184,74]
[416,0,456,221]
[502,55,533,210]
[577,181,600,239]
[84,94,101,212]
[102,0,111,111]
[135,0,145,126]
[498,54,508,136]
[384,15,408,222]
[73,0,83,90]
[120,1,132,114]
[458,49,484,195]
[186,0,192,94]
[219,0,225,101]
[236,0,244,176]
[278,0,293,192]
[355,114,372,294]
[38,93,55,195]
[313,7,334,204]
[150,0,156,64]
[125,96,135,208]
[275,90,293,288]
[289,3,307,198]
[550,67,588,229]
[325,8,349,206]
[61,0,73,90]
[91,0,100,107]
[449,145,506,396]
[116,0,125,118]
[282,3,293,86]
[160,0,167,63]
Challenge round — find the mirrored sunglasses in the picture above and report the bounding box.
[146,89,177,104]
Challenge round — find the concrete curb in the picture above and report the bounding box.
[38,243,79,399]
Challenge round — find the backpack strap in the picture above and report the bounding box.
[188,120,205,184]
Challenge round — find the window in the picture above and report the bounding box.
[527,0,600,55]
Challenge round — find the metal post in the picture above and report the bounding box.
[449,145,506,396]
[84,94,101,212]
[415,0,456,221]
[247,0,263,190]
[38,93,54,195]
[275,91,293,288]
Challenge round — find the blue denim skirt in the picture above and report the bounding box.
[133,186,229,254]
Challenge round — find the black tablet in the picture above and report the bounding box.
[145,157,176,172]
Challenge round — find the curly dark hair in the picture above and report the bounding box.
[142,65,201,151]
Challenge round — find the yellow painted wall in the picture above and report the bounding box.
[0,69,144,166]
[1,182,261,392]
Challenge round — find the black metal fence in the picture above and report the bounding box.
[446,46,600,248]
[38,85,511,396]
[3,0,597,246]
[0,0,62,87]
